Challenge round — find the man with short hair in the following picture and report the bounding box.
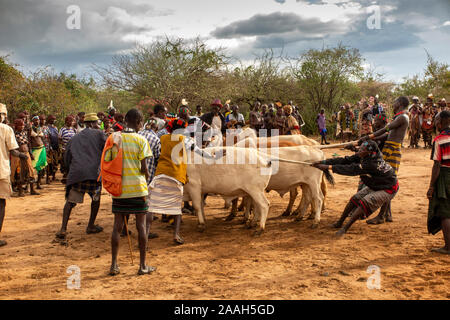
[226,105,245,129]
[154,104,168,138]
[360,96,409,224]
[249,102,263,134]
[30,115,47,189]
[56,113,106,240]
[109,108,155,275]
[76,112,86,133]
[0,103,30,247]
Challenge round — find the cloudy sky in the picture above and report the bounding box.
[0,0,449,82]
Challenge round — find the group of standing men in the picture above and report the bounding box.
[408,94,448,149]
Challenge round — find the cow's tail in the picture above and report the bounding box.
[323,169,335,186]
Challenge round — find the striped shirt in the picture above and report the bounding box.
[138,129,161,184]
[110,131,152,199]
[157,127,169,138]
[58,127,76,151]
[431,128,450,167]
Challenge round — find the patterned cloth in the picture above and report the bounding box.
[10,154,35,183]
[431,128,450,167]
[66,180,102,201]
[156,127,169,138]
[15,130,28,145]
[31,146,47,173]
[41,125,50,151]
[59,126,77,151]
[428,166,450,234]
[381,141,402,175]
[105,131,152,199]
[112,197,148,215]
[138,128,161,184]
[351,186,397,219]
[148,175,183,215]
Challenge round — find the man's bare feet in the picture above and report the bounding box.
[431,247,450,255]
[335,228,346,237]
[138,265,156,275]
[86,225,103,234]
[109,264,120,276]
[366,216,385,225]
[55,231,67,240]
[330,222,342,229]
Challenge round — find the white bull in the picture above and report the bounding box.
[183,147,272,234]
[248,145,333,228]
[235,134,320,148]
[228,135,327,220]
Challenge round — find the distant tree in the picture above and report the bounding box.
[93,37,230,111]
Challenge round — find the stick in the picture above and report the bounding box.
[270,157,313,166]
[123,215,134,265]
[316,141,358,149]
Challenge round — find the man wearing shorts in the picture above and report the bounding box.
[55,113,106,240]
[313,140,399,237]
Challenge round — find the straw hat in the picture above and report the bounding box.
[84,113,99,122]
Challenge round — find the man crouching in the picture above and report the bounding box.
[312,140,399,237]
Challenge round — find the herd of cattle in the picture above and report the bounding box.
[182,129,334,235]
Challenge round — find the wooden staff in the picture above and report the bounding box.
[316,141,359,149]
[123,215,134,265]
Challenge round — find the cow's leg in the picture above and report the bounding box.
[243,196,254,225]
[281,187,298,217]
[190,189,206,232]
[309,182,324,229]
[225,198,238,221]
[305,176,327,219]
[294,185,311,221]
[320,175,327,212]
[224,198,231,209]
[249,192,269,236]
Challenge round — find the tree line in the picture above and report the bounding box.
[1,38,448,134]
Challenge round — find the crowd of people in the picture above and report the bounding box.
[0,93,449,276]
[329,94,449,148]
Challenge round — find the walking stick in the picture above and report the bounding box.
[123,215,134,265]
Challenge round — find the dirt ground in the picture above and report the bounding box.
[0,144,449,300]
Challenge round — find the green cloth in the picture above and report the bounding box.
[31,146,48,173]
[100,122,104,130]
[428,166,450,235]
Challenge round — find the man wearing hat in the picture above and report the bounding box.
[0,103,30,247]
[56,113,107,241]
[200,99,226,143]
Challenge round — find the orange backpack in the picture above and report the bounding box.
[98,133,123,197]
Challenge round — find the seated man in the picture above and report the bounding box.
[313,140,398,237]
